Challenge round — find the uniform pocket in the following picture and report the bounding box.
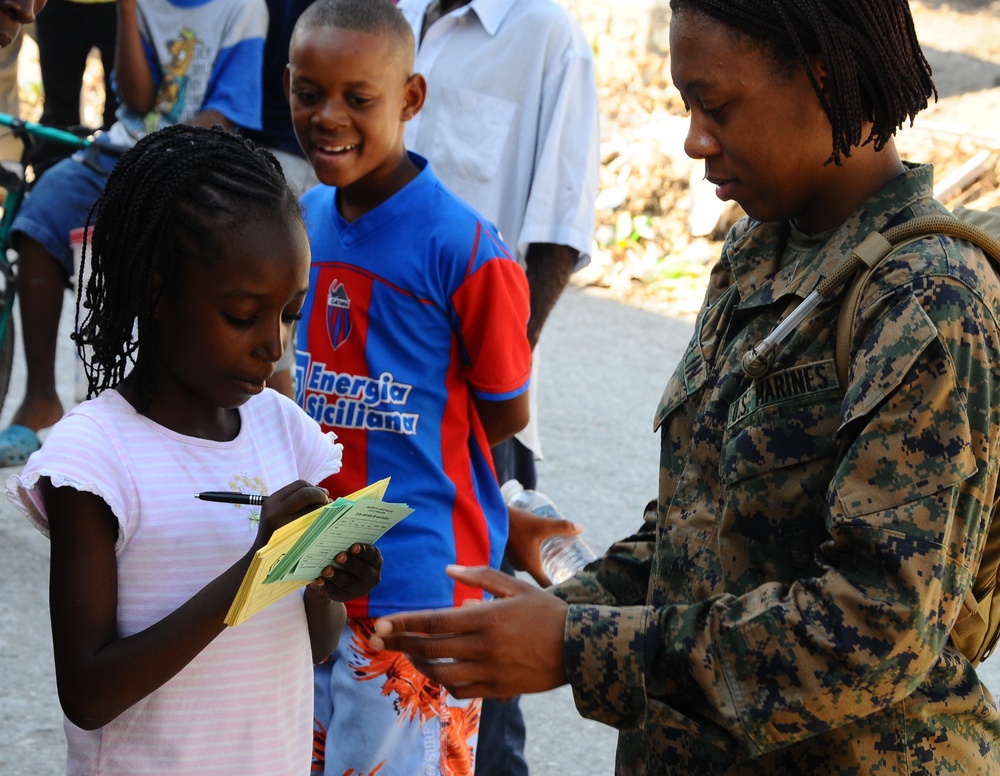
[721,363,843,568]
[429,86,517,184]
[723,360,842,485]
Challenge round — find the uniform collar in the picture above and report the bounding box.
[723,163,935,310]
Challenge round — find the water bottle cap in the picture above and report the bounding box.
[499,479,525,504]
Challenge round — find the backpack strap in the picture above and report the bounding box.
[834,211,1000,388]
[834,207,1000,664]
[744,210,1000,382]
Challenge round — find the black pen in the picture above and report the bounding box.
[195,491,266,506]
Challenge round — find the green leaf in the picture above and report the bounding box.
[614,212,634,244]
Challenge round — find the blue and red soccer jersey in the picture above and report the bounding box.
[295,154,531,617]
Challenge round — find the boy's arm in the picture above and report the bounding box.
[114,0,156,115]
[303,589,345,664]
[473,392,529,447]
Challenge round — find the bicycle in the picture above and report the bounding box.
[0,112,126,419]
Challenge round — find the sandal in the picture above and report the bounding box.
[0,424,41,467]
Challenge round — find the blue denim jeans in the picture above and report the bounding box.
[476,676,528,776]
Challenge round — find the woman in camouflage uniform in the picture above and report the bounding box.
[368,1,1000,773]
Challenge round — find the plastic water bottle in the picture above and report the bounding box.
[500,479,597,584]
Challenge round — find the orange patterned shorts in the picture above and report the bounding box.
[312,617,481,776]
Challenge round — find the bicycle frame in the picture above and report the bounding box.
[0,112,98,249]
[0,112,130,418]
[0,113,104,363]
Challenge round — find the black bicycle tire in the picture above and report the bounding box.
[0,297,16,420]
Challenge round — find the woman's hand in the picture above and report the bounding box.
[370,565,569,699]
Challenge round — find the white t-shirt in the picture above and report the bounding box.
[401,0,599,268]
[106,0,268,147]
[6,389,342,775]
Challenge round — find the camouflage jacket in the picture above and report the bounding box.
[553,165,1000,774]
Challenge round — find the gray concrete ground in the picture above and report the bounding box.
[5,284,1000,774]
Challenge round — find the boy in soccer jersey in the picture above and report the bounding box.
[285,1,532,773]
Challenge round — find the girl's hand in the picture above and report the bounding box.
[252,479,329,549]
[312,543,383,602]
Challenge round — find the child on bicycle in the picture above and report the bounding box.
[285,0,532,772]
[0,0,268,466]
[5,124,383,774]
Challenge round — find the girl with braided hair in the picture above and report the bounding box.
[369,1,1000,773]
[5,124,382,775]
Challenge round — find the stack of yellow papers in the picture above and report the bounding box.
[225,478,411,626]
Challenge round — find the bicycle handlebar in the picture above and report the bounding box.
[0,112,130,158]
[0,112,94,150]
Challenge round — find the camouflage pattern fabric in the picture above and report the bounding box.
[553,164,1000,774]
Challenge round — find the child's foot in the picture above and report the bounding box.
[0,424,41,467]
[0,395,64,465]
[10,394,64,433]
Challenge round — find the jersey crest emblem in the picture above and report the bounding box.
[326,280,351,350]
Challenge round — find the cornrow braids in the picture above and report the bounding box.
[74,124,301,411]
[669,0,936,165]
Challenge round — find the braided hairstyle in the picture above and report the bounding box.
[74,124,301,411]
[669,0,936,165]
